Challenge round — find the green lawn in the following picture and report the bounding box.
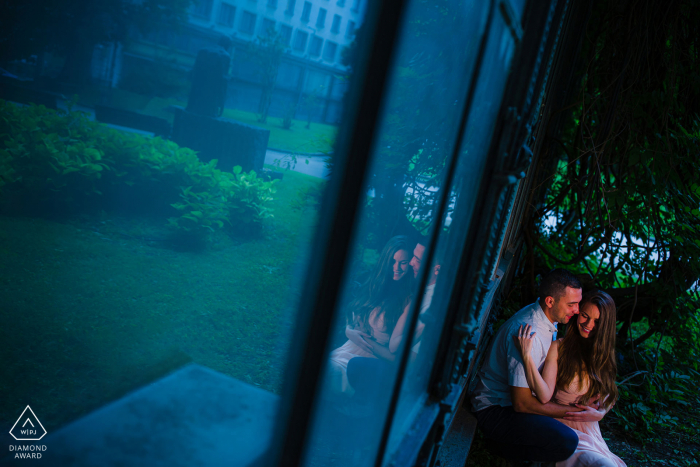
[76,88,338,154]
[0,169,324,433]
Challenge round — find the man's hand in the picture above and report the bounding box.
[346,328,373,354]
[511,387,583,418]
[563,403,605,422]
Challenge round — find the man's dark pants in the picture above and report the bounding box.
[475,405,578,463]
[347,357,392,401]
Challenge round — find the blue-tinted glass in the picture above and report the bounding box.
[0,0,365,462]
[384,11,517,461]
[511,0,528,21]
[302,1,497,465]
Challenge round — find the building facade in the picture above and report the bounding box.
[94,0,367,128]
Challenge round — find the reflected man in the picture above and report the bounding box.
[389,239,441,354]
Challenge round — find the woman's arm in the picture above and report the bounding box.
[389,303,412,353]
[346,325,373,353]
[514,325,558,404]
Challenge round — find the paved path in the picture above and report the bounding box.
[264,150,331,179]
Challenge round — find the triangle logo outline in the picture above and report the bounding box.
[9,406,47,441]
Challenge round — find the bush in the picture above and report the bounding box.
[0,100,277,243]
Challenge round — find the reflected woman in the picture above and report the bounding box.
[515,290,626,467]
[328,235,414,396]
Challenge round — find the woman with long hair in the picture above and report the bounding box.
[328,235,414,396]
[515,289,625,467]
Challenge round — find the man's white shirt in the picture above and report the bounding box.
[471,301,557,411]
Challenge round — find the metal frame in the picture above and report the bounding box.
[272,0,591,465]
[271,1,411,465]
[375,1,500,465]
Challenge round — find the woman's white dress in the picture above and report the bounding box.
[554,376,626,467]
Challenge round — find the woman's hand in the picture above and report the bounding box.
[563,403,606,422]
[346,327,373,354]
[514,324,536,361]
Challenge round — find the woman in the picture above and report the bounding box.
[328,235,414,396]
[515,290,625,467]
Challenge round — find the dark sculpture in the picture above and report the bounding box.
[186,36,233,117]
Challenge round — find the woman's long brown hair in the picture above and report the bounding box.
[556,289,618,410]
[349,235,414,333]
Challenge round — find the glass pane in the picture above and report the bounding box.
[302,1,493,465]
[384,11,517,461]
[0,0,365,462]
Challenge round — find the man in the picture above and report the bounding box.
[471,269,589,464]
[410,241,440,312]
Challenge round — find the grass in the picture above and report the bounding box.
[0,169,324,433]
[75,87,338,154]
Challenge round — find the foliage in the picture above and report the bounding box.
[0,0,193,85]
[302,85,325,130]
[245,30,288,124]
[523,0,700,337]
[0,100,277,244]
[347,0,484,248]
[514,0,700,447]
[613,309,700,428]
[0,167,322,432]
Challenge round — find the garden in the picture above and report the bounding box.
[0,100,326,433]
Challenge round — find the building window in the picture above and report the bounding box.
[322,40,337,62]
[279,24,293,46]
[267,0,278,8]
[308,36,323,57]
[316,8,327,29]
[217,3,236,27]
[261,18,276,37]
[346,20,355,38]
[301,1,312,22]
[331,14,341,34]
[193,0,214,20]
[285,0,296,16]
[239,11,257,35]
[292,30,309,52]
[337,0,346,6]
[351,0,360,12]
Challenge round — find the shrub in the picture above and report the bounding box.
[0,100,277,243]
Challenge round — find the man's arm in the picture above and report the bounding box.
[510,387,582,418]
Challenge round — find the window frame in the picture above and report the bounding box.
[308,35,323,57]
[269,0,580,465]
[192,0,214,20]
[316,7,327,29]
[301,1,312,22]
[238,10,257,35]
[331,14,342,34]
[216,3,236,28]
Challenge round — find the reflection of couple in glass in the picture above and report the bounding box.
[472,269,625,466]
[328,235,439,403]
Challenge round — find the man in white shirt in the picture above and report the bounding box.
[471,269,586,464]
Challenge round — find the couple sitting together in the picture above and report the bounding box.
[328,235,438,401]
[472,268,625,466]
